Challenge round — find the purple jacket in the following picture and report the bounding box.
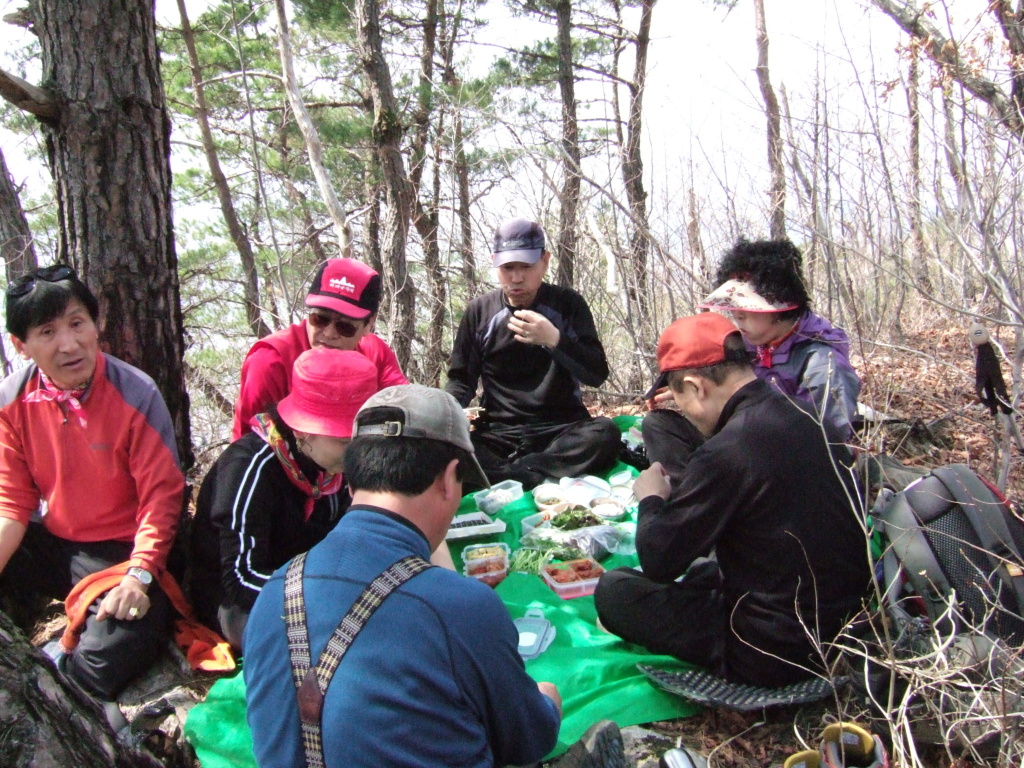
[749,311,860,442]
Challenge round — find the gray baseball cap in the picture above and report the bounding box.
[353,384,490,488]
[492,218,545,267]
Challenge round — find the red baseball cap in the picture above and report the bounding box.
[277,349,379,438]
[306,258,382,319]
[645,313,742,398]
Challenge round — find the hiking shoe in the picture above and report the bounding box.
[41,639,67,672]
[555,720,626,768]
[782,750,821,768]
[659,746,708,768]
[820,723,889,768]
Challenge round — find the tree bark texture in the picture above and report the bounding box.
[754,0,786,239]
[438,10,478,301]
[409,0,446,387]
[177,0,271,339]
[554,0,579,289]
[36,0,194,468]
[620,0,656,388]
[355,0,417,368]
[0,148,38,281]
[0,611,163,768]
[906,40,931,292]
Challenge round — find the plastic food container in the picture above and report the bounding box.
[589,497,627,521]
[514,608,556,659]
[541,558,606,599]
[446,511,507,541]
[520,508,561,539]
[473,480,524,516]
[463,542,510,563]
[464,561,508,588]
[463,542,510,588]
[531,483,566,512]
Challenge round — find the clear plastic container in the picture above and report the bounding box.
[520,509,558,539]
[446,511,508,541]
[541,558,606,599]
[473,480,524,516]
[464,562,508,588]
[463,542,511,564]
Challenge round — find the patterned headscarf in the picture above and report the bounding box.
[251,413,343,519]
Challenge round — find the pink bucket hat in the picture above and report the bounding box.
[277,348,379,438]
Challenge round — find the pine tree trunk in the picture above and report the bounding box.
[554,0,579,289]
[355,0,417,368]
[0,148,38,281]
[0,611,163,767]
[36,0,193,468]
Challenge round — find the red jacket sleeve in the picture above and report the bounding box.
[232,345,292,441]
[359,335,409,390]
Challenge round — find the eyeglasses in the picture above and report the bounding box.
[6,265,77,298]
[307,311,362,338]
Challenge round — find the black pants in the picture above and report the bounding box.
[0,523,172,700]
[640,410,705,488]
[594,559,727,674]
[469,417,621,491]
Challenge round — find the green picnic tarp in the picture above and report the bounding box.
[185,452,700,766]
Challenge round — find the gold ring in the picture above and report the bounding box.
[128,607,140,618]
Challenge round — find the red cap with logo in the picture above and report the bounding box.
[306,258,382,319]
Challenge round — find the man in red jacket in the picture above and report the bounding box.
[231,258,408,440]
[0,265,185,724]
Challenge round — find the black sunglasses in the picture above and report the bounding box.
[308,311,363,338]
[6,265,77,298]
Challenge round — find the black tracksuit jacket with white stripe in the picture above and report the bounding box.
[189,432,349,629]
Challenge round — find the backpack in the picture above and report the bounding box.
[874,464,1024,645]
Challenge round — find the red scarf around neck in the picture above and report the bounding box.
[251,413,342,519]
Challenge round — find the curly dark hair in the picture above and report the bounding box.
[714,239,810,319]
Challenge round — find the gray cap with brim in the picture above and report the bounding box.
[492,217,545,267]
[353,384,490,488]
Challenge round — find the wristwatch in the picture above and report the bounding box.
[126,567,153,586]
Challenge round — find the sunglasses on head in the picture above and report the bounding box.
[308,311,363,338]
[6,264,77,299]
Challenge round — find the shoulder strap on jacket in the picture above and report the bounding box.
[284,552,433,768]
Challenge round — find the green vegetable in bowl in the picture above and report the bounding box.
[549,505,603,530]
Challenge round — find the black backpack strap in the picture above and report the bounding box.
[931,465,1024,612]
[284,553,433,768]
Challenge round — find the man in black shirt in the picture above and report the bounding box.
[594,313,870,686]
[445,218,620,489]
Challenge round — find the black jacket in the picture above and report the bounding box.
[445,284,608,428]
[636,379,870,685]
[189,432,349,628]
